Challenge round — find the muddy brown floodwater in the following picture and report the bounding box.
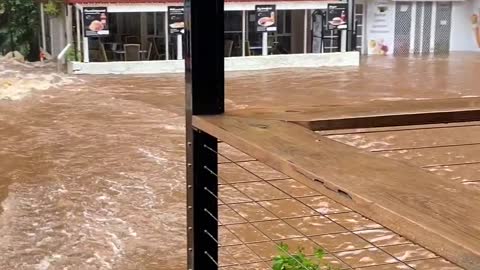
[0,53,478,269]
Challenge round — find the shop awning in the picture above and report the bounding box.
[70,0,335,12]
[393,0,464,1]
[67,0,327,3]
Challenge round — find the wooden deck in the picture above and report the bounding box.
[226,98,480,131]
[193,98,480,270]
[216,143,463,269]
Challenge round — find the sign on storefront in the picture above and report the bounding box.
[168,6,185,35]
[255,5,277,32]
[327,4,348,30]
[83,7,109,37]
[366,0,394,55]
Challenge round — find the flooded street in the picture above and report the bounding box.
[0,53,479,269]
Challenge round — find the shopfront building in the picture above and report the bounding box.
[66,0,364,63]
[58,0,480,59]
[52,0,478,73]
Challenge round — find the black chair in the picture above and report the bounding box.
[124,44,140,61]
[224,40,234,57]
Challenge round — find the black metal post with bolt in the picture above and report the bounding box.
[185,0,224,268]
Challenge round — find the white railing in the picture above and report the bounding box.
[57,43,72,73]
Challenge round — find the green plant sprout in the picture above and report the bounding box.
[272,243,339,270]
[44,0,62,17]
[66,47,82,62]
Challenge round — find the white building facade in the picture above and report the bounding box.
[363,0,480,55]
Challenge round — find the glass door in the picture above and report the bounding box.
[355,4,365,53]
[224,11,242,57]
[146,12,166,60]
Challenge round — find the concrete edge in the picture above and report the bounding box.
[68,52,360,75]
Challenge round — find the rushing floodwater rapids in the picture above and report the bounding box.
[0,53,479,269]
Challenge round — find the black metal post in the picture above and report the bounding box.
[347,0,355,51]
[337,30,342,52]
[185,0,224,268]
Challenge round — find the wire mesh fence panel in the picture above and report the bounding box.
[422,2,433,55]
[394,2,412,56]
[434,2,452,55]
[414,2,423,54]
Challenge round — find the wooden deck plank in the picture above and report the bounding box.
[380,144,480,167]
[426,163,480,183]
[193,115,480,270]
[227,98,480,130]
[317,121,480,136]
[327,125,480,151]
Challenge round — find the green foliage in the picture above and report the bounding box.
[44,0,61,17]
[0,0,40,58]
[272,243,338,270]
[66,47,82,62]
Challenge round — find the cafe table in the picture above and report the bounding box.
[249,46,272,55]
[103,42,122,51]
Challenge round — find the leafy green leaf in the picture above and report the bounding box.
[271,245,339,270]
[314,248,325,260]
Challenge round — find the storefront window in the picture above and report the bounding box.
[275,10,292,53]
[147,13,155,35]
[85,12,169,62]
[224,11,242,57]
[123,13,141,36]
[147,12,165,37]
[246,10,293,56]
[246,11,265,55]
[146,12,167,60]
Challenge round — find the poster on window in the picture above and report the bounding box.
[255,5,277,32]
[83,7,109,37]
[327,4,348,30]
[366,0,394,55]
[168,6,185,34]
[472,9,480,48]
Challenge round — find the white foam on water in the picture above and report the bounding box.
[35,257,51,270]
[161,124,183,131]
[0,59,78,101]
[138,148,168,163]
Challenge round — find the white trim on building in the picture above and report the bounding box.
[74,1,332,13]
